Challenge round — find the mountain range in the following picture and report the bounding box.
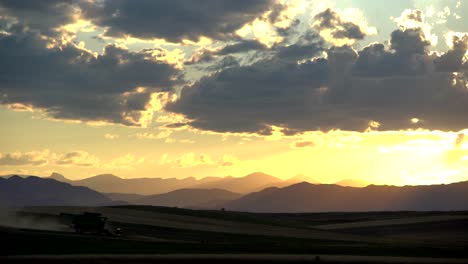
[2,173,468,212]
[134,188,242,208]
[0,176,113,207]
[47,172,325,195]
[224,181,468,212]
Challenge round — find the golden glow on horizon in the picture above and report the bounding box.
[3,118,468,187]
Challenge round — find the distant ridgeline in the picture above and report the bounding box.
[223,181,468,212]
[0,176,113,207]
[1,174,468,212]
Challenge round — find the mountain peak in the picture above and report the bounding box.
[49,172,69,181]
[287,174,320,184]
[0,175,112,207]
[7,175,24,181]
[245,172,278,180]
[90,174,121,180]
[285,181,314,189]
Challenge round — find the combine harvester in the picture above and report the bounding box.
[60,212,122,236]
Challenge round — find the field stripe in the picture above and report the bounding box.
[314,215,468,230]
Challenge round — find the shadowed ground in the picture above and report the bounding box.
[1,206,468,263]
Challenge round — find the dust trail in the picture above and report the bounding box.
[0,209,68,231]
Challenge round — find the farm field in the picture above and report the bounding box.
[1,206,468,263]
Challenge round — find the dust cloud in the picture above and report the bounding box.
[0,209,68,231]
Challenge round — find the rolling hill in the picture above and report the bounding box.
[0,176,113,207]
[191,172,285,193]
[224,181,468,212]
[134,188,242,208]
[104,192,146,203]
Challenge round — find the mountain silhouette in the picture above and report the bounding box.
[0,176,113,207]
[284,174,320,185]
[135,188,242,208]
[49,172,286,195]
[48,172,71,183]
[105,192,146,202]
[69,174,200,195]
[224,181,468,212]
[191,172,284,193]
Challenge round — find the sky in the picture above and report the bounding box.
[1,0,468,185]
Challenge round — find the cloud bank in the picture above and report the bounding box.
[1,2,468,135]
[168,10,468,134]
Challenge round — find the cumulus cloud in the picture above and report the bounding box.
[166,30,330,134]
[435,32,468,72]
[167,49,329,134]
[0,149,99,167]
[0,25,182,126]
[0,0,80,36]
[167,9,468,134]
[313,8,376,46]
[393,9,437,46]
[81,0,276,43]
[314,9,365,39]
[2,3,468,136]
[55,151,100,167]
[0,149,145,169]
[351,28,432,77]
[0,150,50,166]
[158,153,241,168]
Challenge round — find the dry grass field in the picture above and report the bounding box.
[2,206,468,263]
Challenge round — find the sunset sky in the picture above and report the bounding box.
[1,0,468,185]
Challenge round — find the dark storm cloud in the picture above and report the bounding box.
[320,31,468,131]
[314,8,366,40]
[187,31,323,68]
[0,27,182,126]
[276,32,324,61]
[81,0,276,43]
[435,34,468,72]
[390,28,430,55]
[267,3,285,24]
[2,1,468,134]
[167,42,330,134]
[353,28,432,77]
[167,26,468,134]
[0,0,79,35]
[0,0,278,42]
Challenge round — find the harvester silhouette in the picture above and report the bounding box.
[60,212,121,236]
